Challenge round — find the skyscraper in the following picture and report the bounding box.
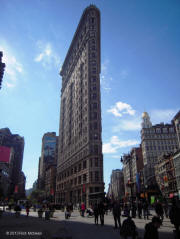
[38,132,58,190]
[56,5,104,206]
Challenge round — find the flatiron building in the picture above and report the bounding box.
[56,5,104,206]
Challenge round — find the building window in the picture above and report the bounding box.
[95,171,99,181]
[74,178,77,185]
[90,172,93,182]
[92,93,97,100]
[169,128,174,133]
[156,128,161,133]
[93,103,97,109]
[74,166,77,173]
[83,160,87,169]
[93,145,98,154]
[78,163,81,172]
[83,174,87,183]
[95,158,98,167]
[78,176,81,184]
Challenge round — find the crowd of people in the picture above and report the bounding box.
[76,198,180,239]
[2,198,180,238]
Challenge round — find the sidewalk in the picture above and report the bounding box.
[0,211,68,239]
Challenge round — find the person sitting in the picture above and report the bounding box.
[144,216,162,239]
[120,216,138,239]
[86,208,94,217]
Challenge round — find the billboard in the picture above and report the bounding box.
[0,145,11,163]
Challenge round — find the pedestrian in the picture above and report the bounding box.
[26,205,30,217]
[143,200,149,220]
[98,201,105,226]
[169,199,180,237]
[137,201,142,219]
[120,216,138,239]
[14,204,21,218]
[143,216,162,239]
[112,201,121,229]
[155,201,164,222]
[81,202,85,217]
[93,203,99,225]
[123,203,130,217]
[131,202,137,218]
[162,201,169,218]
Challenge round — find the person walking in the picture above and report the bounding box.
[144,216,162,239]
[25,202,30,217]
[155,201,164,222]
[137,201,143,219]
[98,201,105,226]
[93,203,99,225]
[112,201,121,229]
[143,200,149,220]
[131,202,137,218]
[169,199,180,238]
[81,202,85,217]
[162,201,169,218]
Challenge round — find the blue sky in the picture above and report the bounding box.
[0,0,180,192]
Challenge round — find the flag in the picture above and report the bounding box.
[50,188,54,195]
[83,184,85,193]
[136,173,141,193]
[14,185,18,193]
[0,146,11,163]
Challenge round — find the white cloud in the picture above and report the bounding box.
[0,45,23,88]
[34,41,61,69]
[107,101,136,117]
[103,136,139,154]
[101,59,112,92]
[150,109,178,124]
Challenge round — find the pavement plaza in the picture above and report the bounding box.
[0,208,175,239]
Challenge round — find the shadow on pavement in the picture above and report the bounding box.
[0,211,175,239]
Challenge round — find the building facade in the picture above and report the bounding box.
[0,51,6,89]
[45,165,56,201]
[122,147,144,200]
[173,150,180,199]
[155,153,177,199]
[0,128,24,196]
[56,5,104,207]
[173,111,180,149]
[38,132,58,190]
[108,169,124,201]
[141,112,178,186]
[18,171,26,199]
